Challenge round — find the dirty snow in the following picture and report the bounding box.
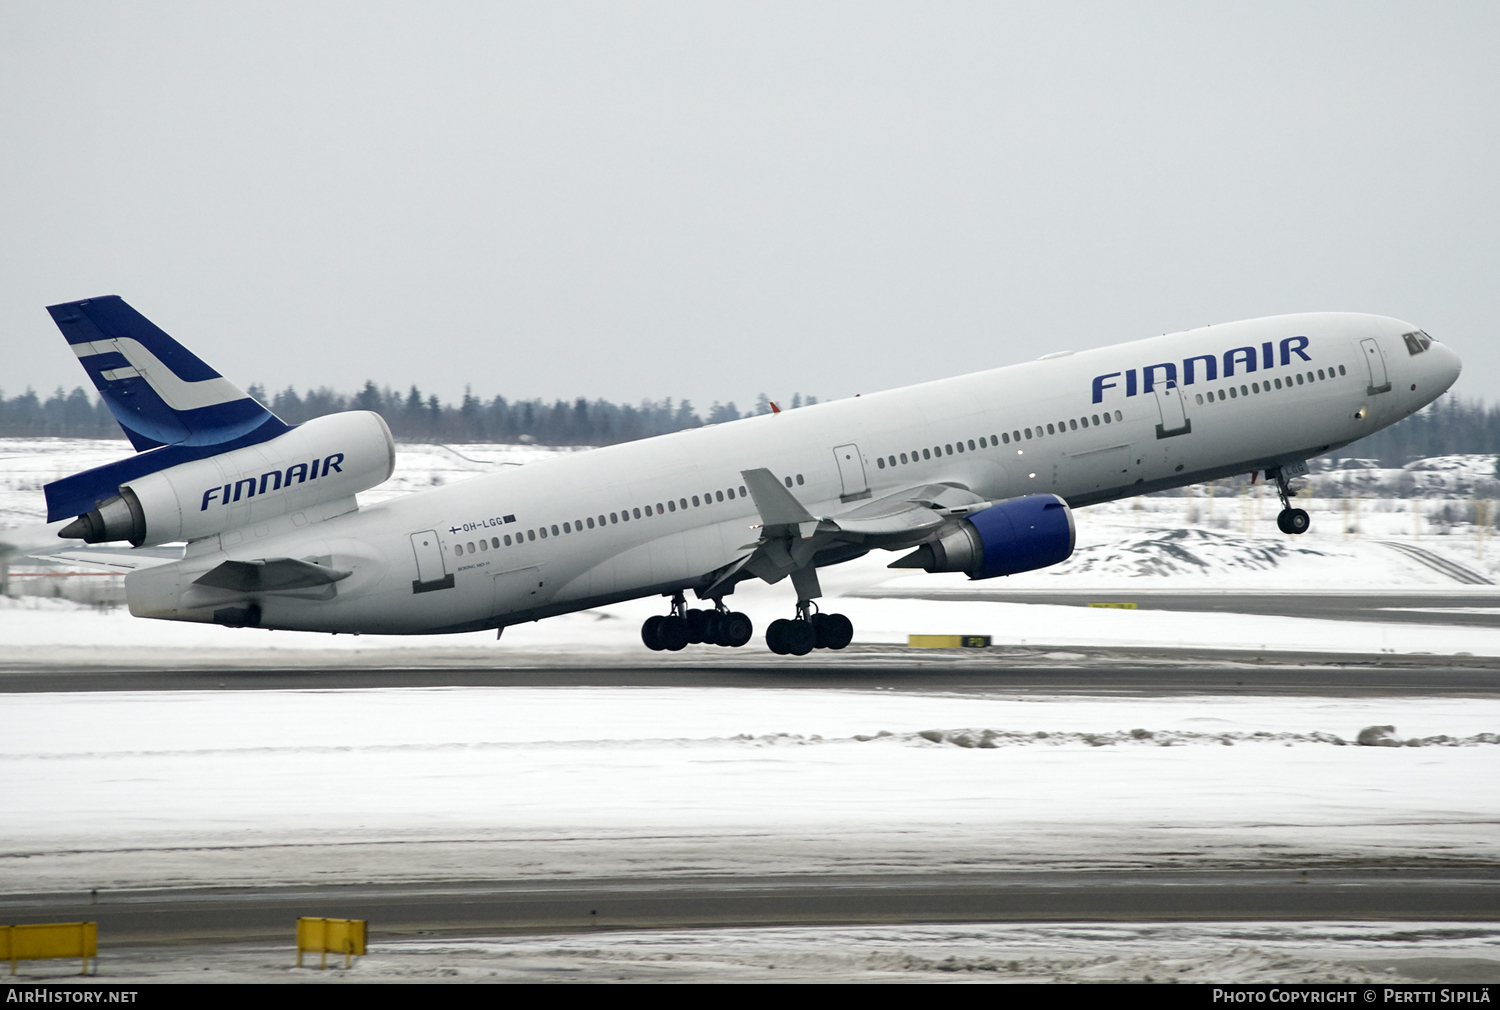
[11,922,1500,985]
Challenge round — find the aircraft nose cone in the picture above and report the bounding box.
[1432,341,1462,392]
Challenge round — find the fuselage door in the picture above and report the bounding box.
[1361,338,1392,394]
[1153,383,1191,439]
[410,530,453,593]
[833,443,870,502]
[494,566,542,618]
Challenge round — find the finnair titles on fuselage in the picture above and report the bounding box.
[40,298,1460,655]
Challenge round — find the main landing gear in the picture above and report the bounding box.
[1271,466,1310,535]
[765,601,854,656]
[642,592,753,651]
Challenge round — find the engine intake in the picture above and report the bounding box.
[892,493,1075,579]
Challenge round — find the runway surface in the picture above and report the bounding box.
[7,870,1498,946]
[849,589,1500,627]
[4,645,1498,694]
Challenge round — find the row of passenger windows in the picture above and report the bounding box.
[454,483,752,556]
[1194,365,1346,404]
[874,410,1127,469]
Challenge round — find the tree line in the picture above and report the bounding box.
[0,381,1493,465]
[0,382,818,446]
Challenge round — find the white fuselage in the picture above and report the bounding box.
[125,312,1461,633]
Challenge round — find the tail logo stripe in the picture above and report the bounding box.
[77,336,246,411]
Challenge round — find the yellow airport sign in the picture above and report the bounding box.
[296,917,367,969]
[1087,601,1138,609]
[2,922,96,976]
[908,635,992,648]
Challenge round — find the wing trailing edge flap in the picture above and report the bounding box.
[732,470,992,586]
[741,470,984,542]
[194,557,352,593]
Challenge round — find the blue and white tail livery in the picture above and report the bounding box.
[37,298,1462,655]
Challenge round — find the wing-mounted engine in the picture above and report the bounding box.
[56,411,395,546]
[890,493,1075,579]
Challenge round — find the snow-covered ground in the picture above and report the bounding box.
[3,687,1495,894]
[17,922,1500,984]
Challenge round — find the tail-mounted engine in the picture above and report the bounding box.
[59,411,395,546]
[892,493,1075,579]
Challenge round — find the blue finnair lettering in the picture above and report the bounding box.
[1091,337,1312,401]
[1223,346,1257,377]
[1091,373,1120,404]
[198,451,348,510]
[1142,363,1177,393]
[1280,335,1311,365]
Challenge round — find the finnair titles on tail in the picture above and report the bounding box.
[38,297,1460,655]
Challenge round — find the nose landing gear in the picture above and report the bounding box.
[1269,465,1310,535]
[642,593,753,651]
[766,601,854,656]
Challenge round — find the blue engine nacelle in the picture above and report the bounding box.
[891,493,1075,579]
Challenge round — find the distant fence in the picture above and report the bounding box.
[3,570,126,606]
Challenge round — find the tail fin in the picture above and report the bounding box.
[43,296,292,522]
[46,296,289,451]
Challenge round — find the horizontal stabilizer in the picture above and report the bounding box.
[194,557,351,593]
[25,545,182,571]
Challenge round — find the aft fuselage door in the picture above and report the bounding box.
[1361,338,1392,394]
[409,530,453,593]
[833,443,870,502]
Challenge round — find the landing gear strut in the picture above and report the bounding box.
[1270,466,1310,535]
[641,592,753,651]
[765,600,854,656]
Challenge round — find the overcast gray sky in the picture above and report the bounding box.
[3,2,1497,411]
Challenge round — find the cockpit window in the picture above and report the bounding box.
[1402,331,1432,355]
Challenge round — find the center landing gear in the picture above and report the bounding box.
[765,601,854,656]
[1270,466,1310,535]
[642,593,753,651]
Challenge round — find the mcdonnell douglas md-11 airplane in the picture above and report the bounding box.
[35,297,1460,655]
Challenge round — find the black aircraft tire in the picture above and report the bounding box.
[766,618,791,655]
[1278,507,1311,535]
[725,612,753,648]
[820,613,854,650]
[702,610,725,646]
[658,615,689,651]
[786,619,817,656]
[683,609,708,644]
[809,612,829,648]
[641,615,665,651]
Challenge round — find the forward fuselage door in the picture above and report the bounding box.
[1361,338,1392,394]
[409,530,453,593]
[833,443,870,502]
[1153,384,1191,439]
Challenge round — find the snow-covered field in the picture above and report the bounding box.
[18,922,1500,984]
[3,686,1495,894]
